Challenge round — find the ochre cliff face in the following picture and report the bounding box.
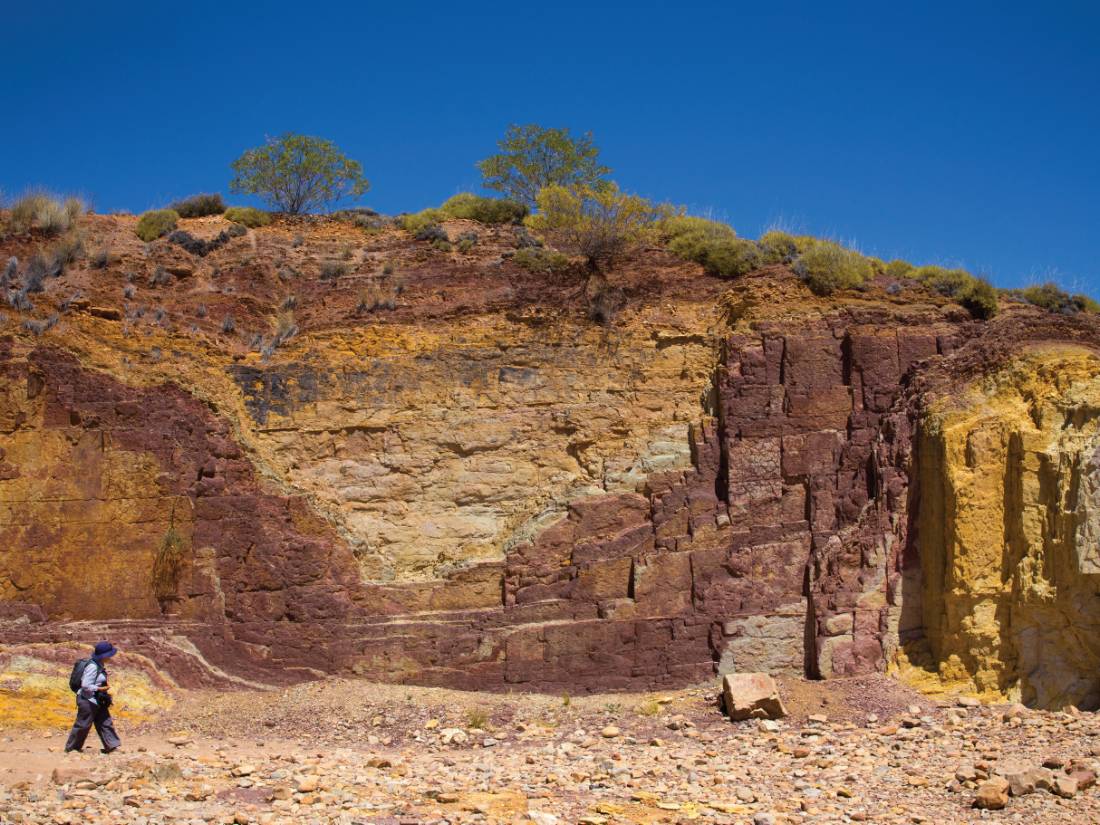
[229,311,717,584]
[0,340,362,680]
[901,347,1100,709]
[3,213,1100,701]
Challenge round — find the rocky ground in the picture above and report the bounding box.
[1,676,1098,824]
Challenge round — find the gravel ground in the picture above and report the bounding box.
[2,675,1099,824]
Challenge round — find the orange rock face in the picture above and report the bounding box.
[1,213,1098,697]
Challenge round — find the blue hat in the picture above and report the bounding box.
[92,641,117,659]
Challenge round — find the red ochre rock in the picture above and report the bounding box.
[2,267,1099,695]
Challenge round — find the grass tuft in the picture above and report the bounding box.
[465,707,490,729]
[9,192,84,235]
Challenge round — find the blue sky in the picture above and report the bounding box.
[3,1,1098,293]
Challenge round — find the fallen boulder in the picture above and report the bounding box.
[1053,775,1078,798]
[51,765,117,787]
[973,776,1010,809]
[1001,764,1051,796]
[722,672,787,721]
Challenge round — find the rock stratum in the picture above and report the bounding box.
[2,212,1099,707]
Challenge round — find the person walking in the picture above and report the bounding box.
[64,641,121,754]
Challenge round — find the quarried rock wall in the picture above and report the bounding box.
[6,295,1100,703]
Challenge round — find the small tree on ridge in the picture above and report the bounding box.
[478,124,611,209]
[230,133,369,214]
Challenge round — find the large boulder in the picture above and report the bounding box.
[722,672,787,721]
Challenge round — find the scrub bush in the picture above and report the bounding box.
[512,247,572,274]
[658,215,737,261]
[90,247,114,269]
[357,285,397,313]
[884,259,915,280]
[657,215,761,278]
[758,230,801,265]
[913,266,974,298]
[167,227,241,257]
[399,209,445,234]
[959,278,999,319]
[439,193,528,224]
[526,182,664,271]
[456,230,478,252]
[910,265,998,319]
[702,238,762,278]
[49,234,84,269]
[169,193,226,218]
[1020,282,1099,314]
[135,209,180,242]
[417,223,449,243]
[320,261,349,281]
[223,206,271,228]
[261,310,298,358]
[793,240,874,295]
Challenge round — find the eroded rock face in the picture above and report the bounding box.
[3,254,1100,700]
[0,294,955,689]
[0,342,362,679]
[902,347,1100,709]
[225,313,716,583]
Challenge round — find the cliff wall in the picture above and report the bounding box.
[901,346,1100,708]
[2,214,1099,703]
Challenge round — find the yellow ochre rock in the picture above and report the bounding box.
[906,345,1100,708]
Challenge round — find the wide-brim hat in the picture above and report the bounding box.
[92,641,117,659]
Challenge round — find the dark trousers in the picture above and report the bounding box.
[64,696,120,752]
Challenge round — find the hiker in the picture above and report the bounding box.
[64,641,121,754]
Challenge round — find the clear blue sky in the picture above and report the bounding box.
[4,1,1098,293]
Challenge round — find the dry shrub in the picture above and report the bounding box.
[169,193,226,218]
[9,192,84,234]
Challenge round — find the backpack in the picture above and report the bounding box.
[68,658,97,693]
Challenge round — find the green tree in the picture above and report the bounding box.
[478,124,611,208]
[229,133,369,214]
[526,183,665,271]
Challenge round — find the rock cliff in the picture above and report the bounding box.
[1,212,1097,705]
[900,342,1100,709]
